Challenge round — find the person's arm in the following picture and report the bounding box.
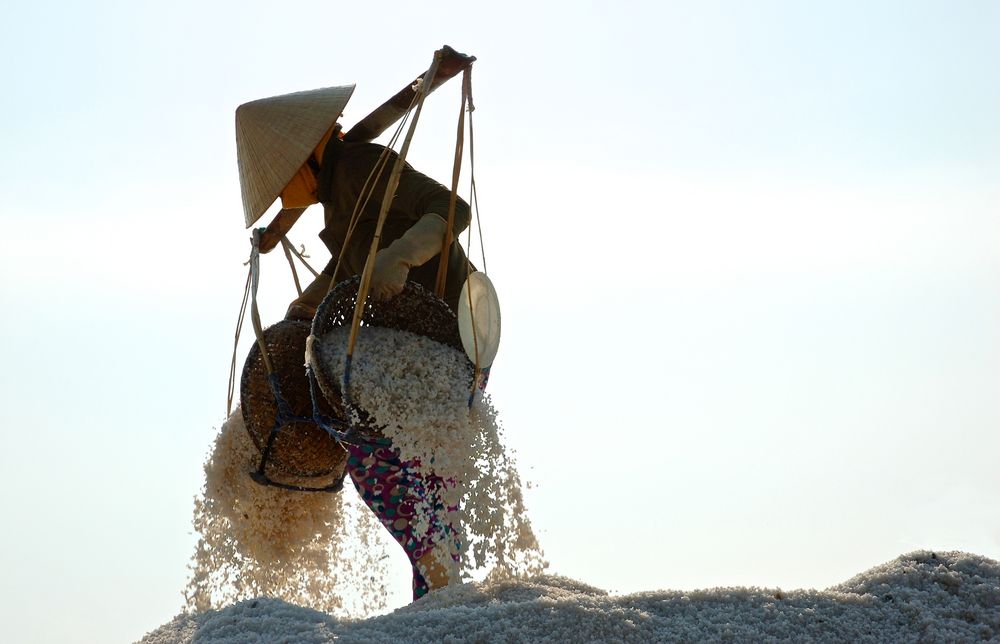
[370,213,448,300]
[285,273,333,320]
[368,160,471,300]
[288,210,447,316]
[391,162,471,238]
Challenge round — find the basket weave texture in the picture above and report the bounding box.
[309,277,465,439]
[240,319,348,479]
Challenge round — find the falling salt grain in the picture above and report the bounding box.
[185,412,392,617]
[183,323,544,629]
[316,326,547,581]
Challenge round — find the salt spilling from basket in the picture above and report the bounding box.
[309,325,546,582]
[184,411,392,617]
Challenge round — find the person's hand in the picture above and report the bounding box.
[370,247,409,300]
[285,273,333,320]
[367,213,448,301]
[285,302,317,320]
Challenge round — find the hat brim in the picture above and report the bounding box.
[236,84,356,228]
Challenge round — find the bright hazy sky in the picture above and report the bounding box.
[1,1,998,642]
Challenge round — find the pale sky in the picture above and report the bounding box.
[1,1,998,642]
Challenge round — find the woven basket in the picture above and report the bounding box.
[309,277,466,439]
[240,319,348,480]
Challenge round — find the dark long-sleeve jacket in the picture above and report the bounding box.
[316,140,473,312]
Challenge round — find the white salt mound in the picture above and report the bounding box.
[142,550,1000,643]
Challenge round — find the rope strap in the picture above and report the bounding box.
[249,372,348,493]
[435,66,472,297]
[249,229,275,375]
[280,238,304,296]
[280,236,320,296]
[346,49,443,362]
[226,268,253,417]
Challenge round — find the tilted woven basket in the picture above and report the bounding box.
[240,319,348,480]
[309,277,466,440]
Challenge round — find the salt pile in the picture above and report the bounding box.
[142,550,1000,642]
[169,328,999,641]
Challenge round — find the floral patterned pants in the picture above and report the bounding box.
[344,440,462,600]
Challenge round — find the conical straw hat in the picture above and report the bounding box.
[235,85,356,228]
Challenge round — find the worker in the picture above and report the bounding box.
[291,125,472,600]
[236,85,472,600]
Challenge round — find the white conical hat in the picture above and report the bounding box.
[235,84,356,228]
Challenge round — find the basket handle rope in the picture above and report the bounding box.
[346,50,443,359]
[325,83,419,304]
[248,229,275,376]
[226,267,253,417]
[336,51,443,435]
[279,236,319,296]
[434,66,472,298]
[466,73,487,275]
[326,120,405,294]
[225,233,280,416]
[224,231,278,416]
[459,68,492,404]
